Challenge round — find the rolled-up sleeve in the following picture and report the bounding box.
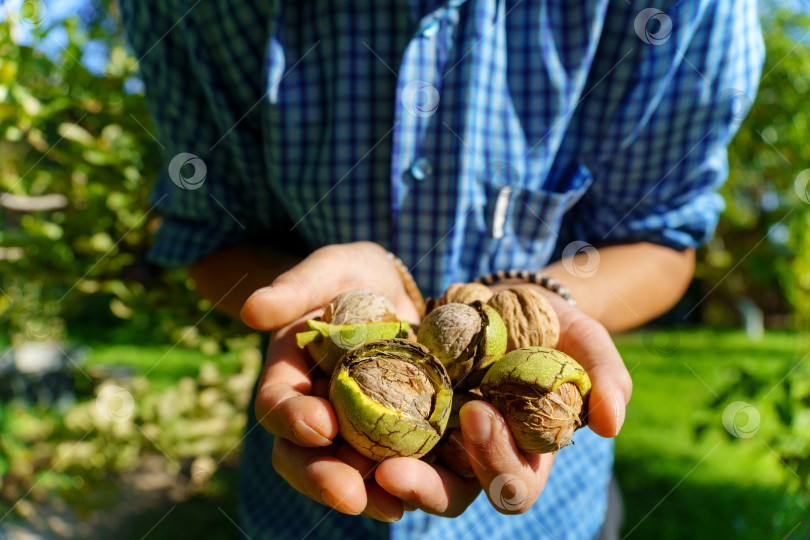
[120,1,272,268]
[573,0,765,251]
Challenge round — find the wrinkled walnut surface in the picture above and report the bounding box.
[351,357,434,419]
[488,381,583,453]
[488,288,559,351]
[443,282,494,305]
[323,289,398,325]
[417,303,481,363]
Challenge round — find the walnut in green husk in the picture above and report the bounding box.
[417,302,507,390]
[296,290,410,374]
[329,339,453,461]
[480,347,591,454]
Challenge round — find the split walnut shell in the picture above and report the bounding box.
[480,347,591,454]
[417,302,507,390]
[329,339,453,461]
[296,319,411,374]
[487,288,560,351]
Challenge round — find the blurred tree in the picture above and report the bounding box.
[698,5,810,329]
[0,1,241,348]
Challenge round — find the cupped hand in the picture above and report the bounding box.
[241,242,420,522]
[241,245,632,520]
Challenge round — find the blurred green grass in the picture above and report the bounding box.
[612,330,802,539]
[68,329,803,539]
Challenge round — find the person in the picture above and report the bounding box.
[120,1,763,538]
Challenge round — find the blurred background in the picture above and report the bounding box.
[0,1,809,538]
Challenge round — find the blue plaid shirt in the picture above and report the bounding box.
[122,1,763,538]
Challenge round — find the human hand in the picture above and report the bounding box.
[240,242,421,521]
[437,284,632,515]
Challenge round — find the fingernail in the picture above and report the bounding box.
[293,419,331,446]
[460,404,492,443]
[614,393,626,433]
[364,504,401,523]
[321,489,356,513]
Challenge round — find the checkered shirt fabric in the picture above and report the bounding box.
[121,0,763,538]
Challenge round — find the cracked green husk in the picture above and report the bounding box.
[296,319,411,374]
[481,347,591,454]
[329,339,452,461]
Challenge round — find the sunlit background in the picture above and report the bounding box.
[1,1,809,538]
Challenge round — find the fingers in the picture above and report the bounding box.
[375,457,481,517]
[240,242,419,330]
[272,437,367,515]
[459,401,554,515]
[242,245,350,330]
[556,312,633,437]
[254,321,338,446]
[334,444,405,522]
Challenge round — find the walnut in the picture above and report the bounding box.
[322,289,398,325]
[443,282,494,305]
[487,288,559,351]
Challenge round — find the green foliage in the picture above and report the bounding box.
[0,337,261,516]
[0,2,241,346]
[699,6,810,327]
[614,330,806,539]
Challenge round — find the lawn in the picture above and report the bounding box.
[4,329,805,539]
[611,330,803,539]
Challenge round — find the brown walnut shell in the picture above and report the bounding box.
[322,289,398,325]
[487,288,560,351]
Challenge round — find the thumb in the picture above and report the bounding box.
[240,245,351,330]
[241,242,418,331]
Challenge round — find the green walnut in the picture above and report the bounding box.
[417,301,507,390]
[329,339,453,461]
[480,347,591,454]
[296,289,410,374]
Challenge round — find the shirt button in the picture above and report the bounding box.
[422,21,439,37]
[409,157,433,181]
